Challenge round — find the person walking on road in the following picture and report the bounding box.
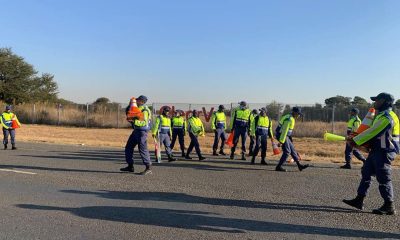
[229,101,251,160]
[211,105,227,156]
[340,108,366,169]
[250,108,274,165]
[185,110,206,161]
[275,107,309,172]
[170,109,187,157]
[1,105,21,150]
[120,95,153,175]
[152,106,176,162]
[343,93,399,215]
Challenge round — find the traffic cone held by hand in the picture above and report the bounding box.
[271,140,281,155]
[356,108,375,134]
[126,97,144,121]
[226,130,234,148]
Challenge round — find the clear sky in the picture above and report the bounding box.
[1,0,399,104]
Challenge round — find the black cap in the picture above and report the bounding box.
[370,92,394,104]
[162,106,171,112]
[5,105,11,110]
[259,107,267,113]
[252,109,258,114]
[292,107,302,115]
[239,101,247,106]
[137,95,148,103]
[218,105,225,110]
[350,107,359,114]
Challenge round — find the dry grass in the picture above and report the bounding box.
[14,124,399,166]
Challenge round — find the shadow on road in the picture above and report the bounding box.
[0,164,120,174]
[60,190,353,213]
[16,204,400,238]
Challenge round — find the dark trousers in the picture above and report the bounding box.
[3,128,16,145]
[125,130,151,166]
[345,143,366,164]
[253,134,268,159]
[231,127,247,154]
[171,128,185,154]
[212,128,226,152]
[249,135,256,154]
[357,150,394,202]
[159,133,172,156]
[187,132,201,157]
[277,137,300,166]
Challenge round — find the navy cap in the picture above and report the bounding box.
[370,92,394,104]
[251,109,258,114]
[350,107,359,114]
[5,105,11,110]
[259,107,267,113]
[218,105,225,110]
[162,106,171,112]
[292,107,302,114]
[239,101,247,106]
[137,95,148,103]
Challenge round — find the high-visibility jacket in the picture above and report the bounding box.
[347,116,361,135]
[188,116,205,136]
[132,106,151,131]
[1,112,21,129]
[275,114,295,144]
[230,107,251,129]
[211,111,226,130]
[250,115,274,138]
[353,109,399,154]
[171,116,187,132]
[152,115,172,136]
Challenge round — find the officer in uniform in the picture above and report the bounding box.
[120,95,152,175]
[341,107,366,169]
[250,108,274,165]
[230,101,251,160]
[248,109,258,156]
[185,110,206,161]
[343,93,399,215]
[152,106,176,162]
[211,105,227,156]
[1,105,21,150]
[170,109,187,157]
[275,107,309,172]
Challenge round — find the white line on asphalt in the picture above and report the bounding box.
[0,168,37,175]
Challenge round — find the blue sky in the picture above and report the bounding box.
[1,0,399,104]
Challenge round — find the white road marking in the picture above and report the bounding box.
[0,168,37,175]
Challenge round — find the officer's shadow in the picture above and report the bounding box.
[61,190,352,213]
[16,204,400,238]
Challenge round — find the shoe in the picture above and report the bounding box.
[3,144,7,150]
[275,166,287,172]
[240,154,246,161]
[140,168,152,175]
[185,154,192,160]
[181,152,185,157]
[199,156,206,161]
[167,155,176,162]
[212,151,219,156]
[120,166,134,172]
[11,146,17,150]
[250,157,255,165]
[372,202,396,215]
[298,164,309,171]
[342,195,364,210]
[260,159,268,165]
[340,164,351,169]
[219,151,226,156]
[230,152,234,160]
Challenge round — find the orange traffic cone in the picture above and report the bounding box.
[11,119,20,129]
[271,140,280,155]
[126,97,143,121]
[356,108,375,134]
[226,130,234,148]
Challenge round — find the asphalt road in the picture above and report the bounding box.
[0,142,399,240]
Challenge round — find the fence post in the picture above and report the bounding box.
[117,103,120,128]
[32,104,36,124]
[85,103,89,128]
[331,105,335,133]
[57,103,61,125]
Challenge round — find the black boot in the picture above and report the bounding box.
[140,165,152,175]
[275,165,287,172]
[3,144,7,150]
[260,157,267,165]
[250,156,255,165]
[167,154,176,162]
[372,201,396,215]
[343,195,364,210]
[120,164,134,172]
[297,162,309,171]
[340,163,351,169]
[241,153,246,161]
[11,144,16,150]
[212,150,219,156]
[185,154,192,160]
[199,155,206,161]
[181,151,185,157]
[230,151,235,160]
[219,150,226,156]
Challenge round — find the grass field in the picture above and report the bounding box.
[14,124,399,166]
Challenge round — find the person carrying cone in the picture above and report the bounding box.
[185,110,206,161]
[250,108,274,165]
[170,109,187,157]
[229,101,252,160]
[343,92,399,215]
[340,107,366,169]
[152,106,176,162]
[211,105,227,156]
[1,105,21,150]
[274,107,309,172]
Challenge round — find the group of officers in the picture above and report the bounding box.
[120,93,399,216]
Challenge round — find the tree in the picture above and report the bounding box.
[94,97,110,105]
[0,48,59,104]
[351,96,368,106]
[324,95,351,106]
